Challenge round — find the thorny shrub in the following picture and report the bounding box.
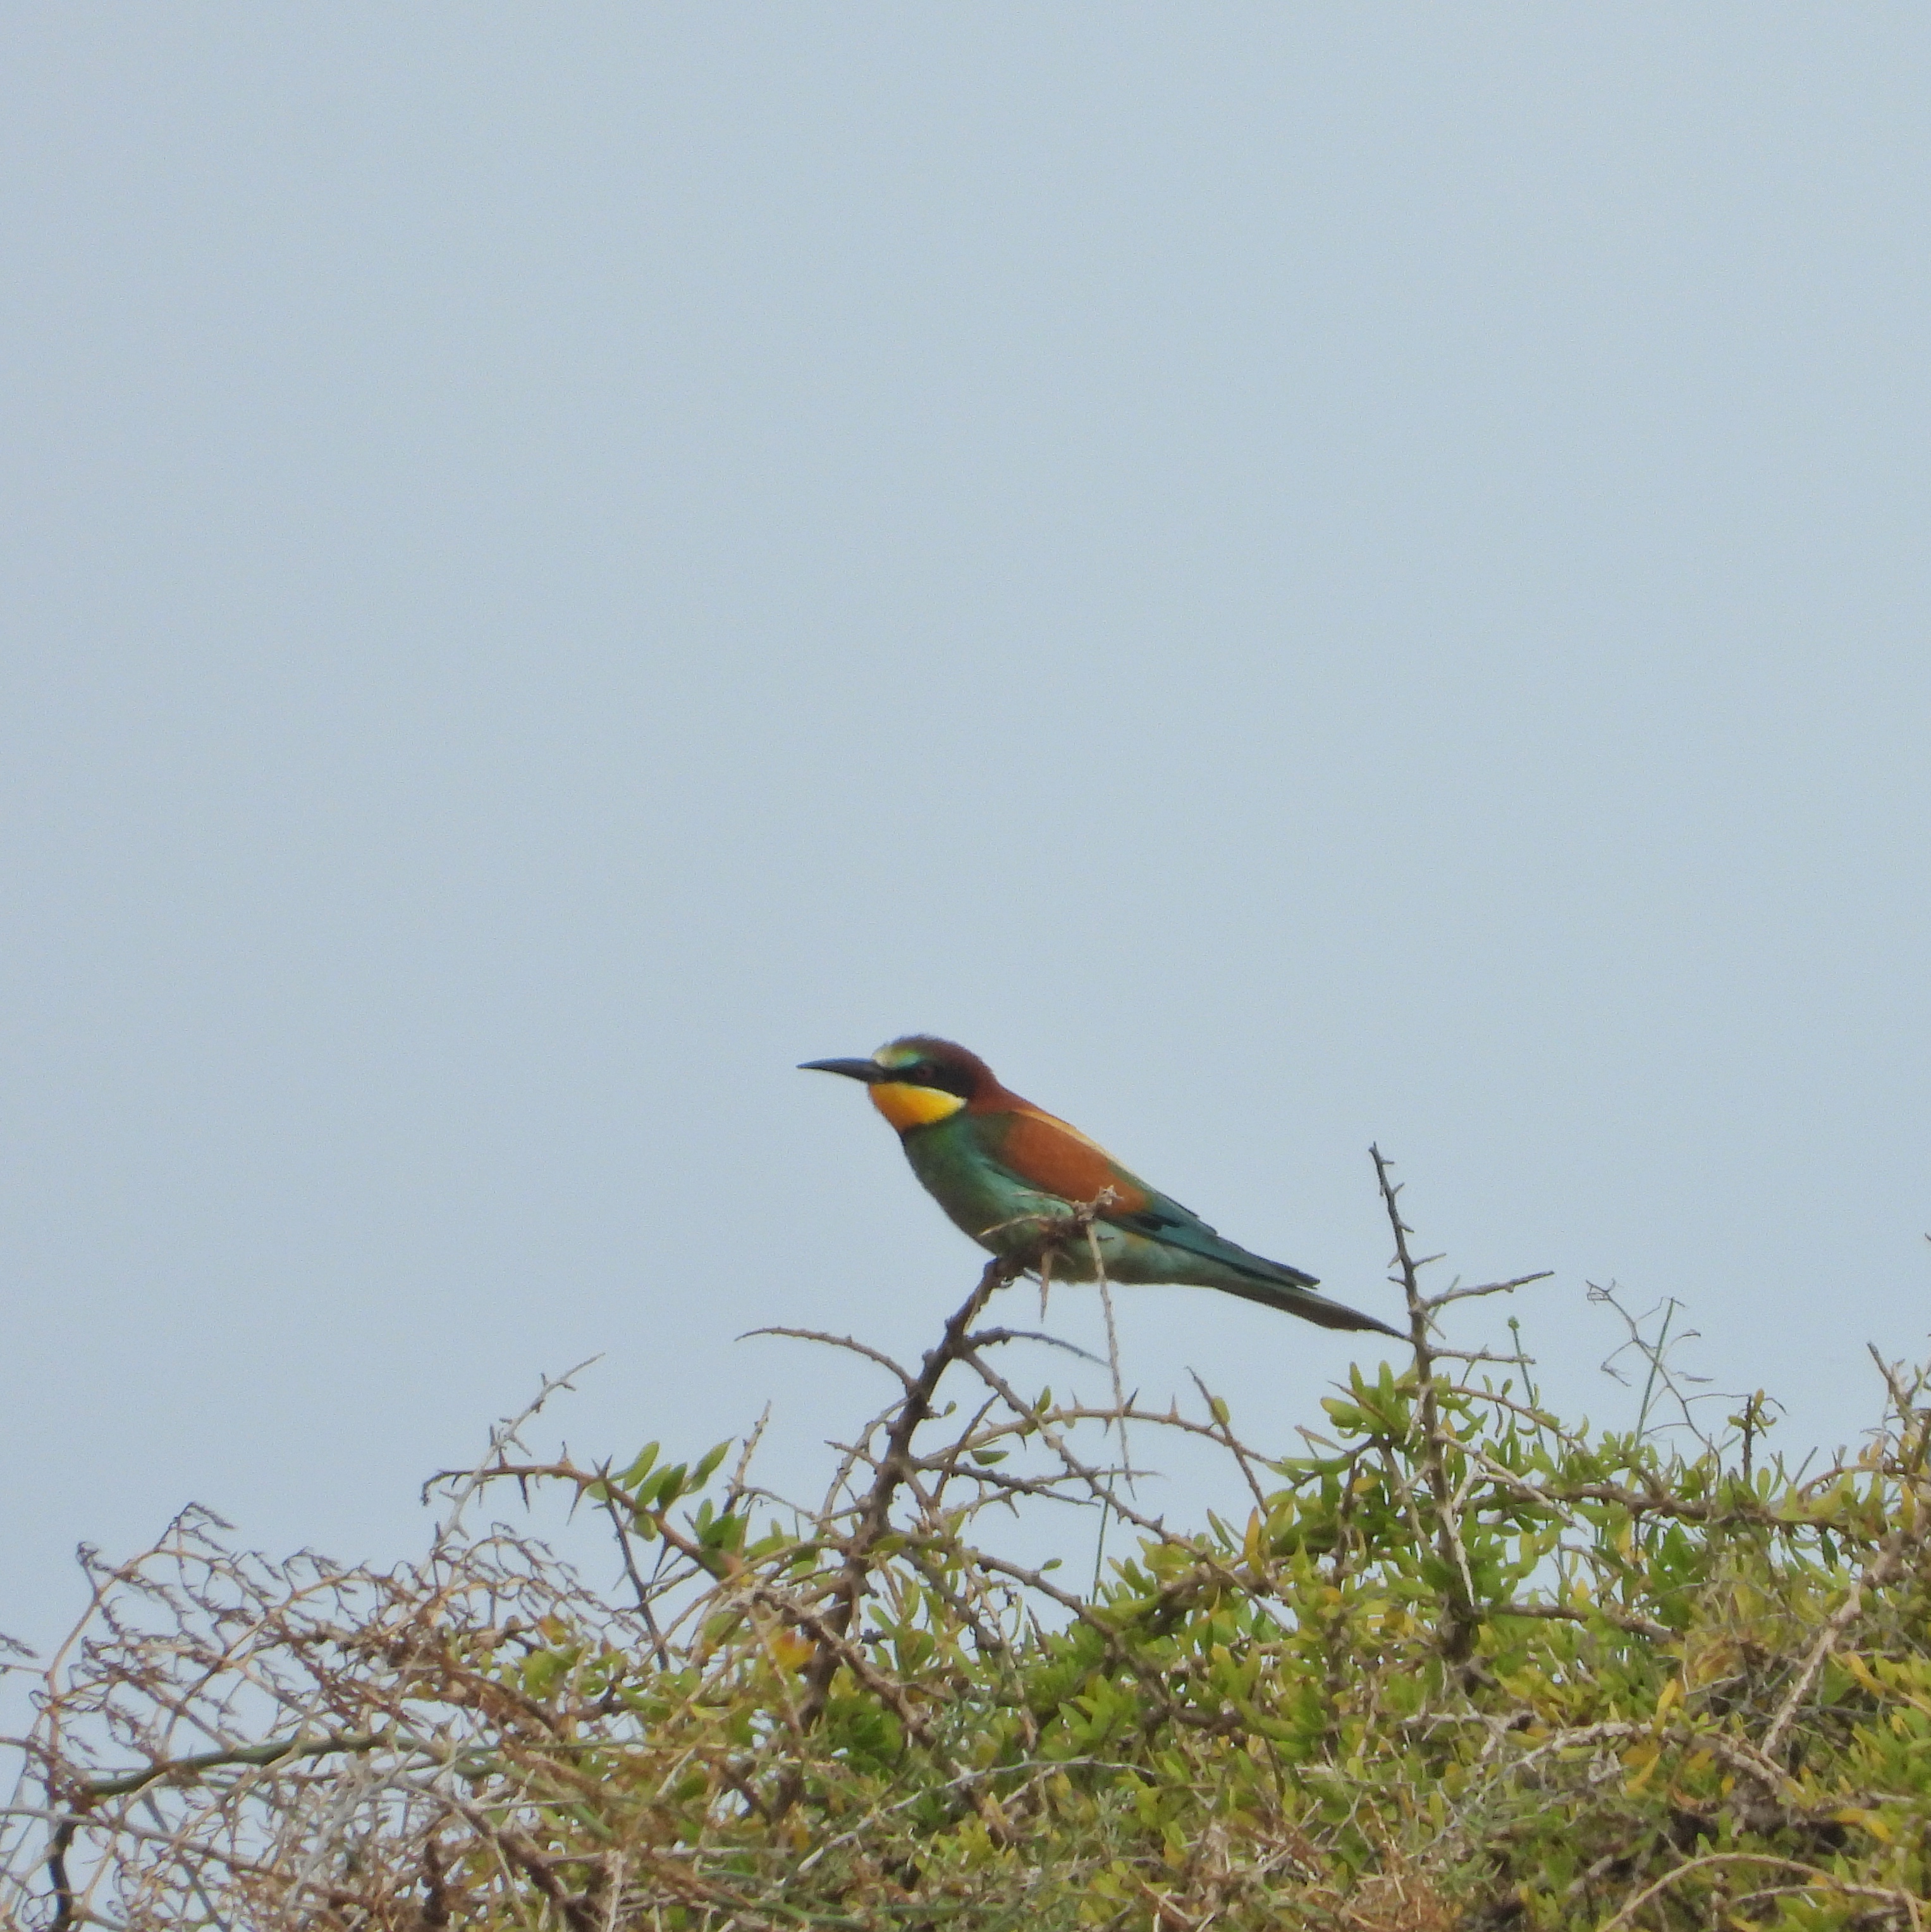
[5,1152,1931,1931]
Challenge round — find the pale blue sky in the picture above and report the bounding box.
[4,9,1928,1675]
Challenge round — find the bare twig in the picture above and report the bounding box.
[1372,1144,1479,1663]
[791,1255,1019,1742]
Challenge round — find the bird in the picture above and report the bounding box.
[800,1036,1402,1338]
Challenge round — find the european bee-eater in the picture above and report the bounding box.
[801,1037,1401,1338]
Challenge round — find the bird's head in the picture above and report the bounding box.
[799,1035,996,1132]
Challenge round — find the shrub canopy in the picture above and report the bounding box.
[6,1164,1930,1931]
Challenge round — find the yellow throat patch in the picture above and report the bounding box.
[868,1081,967,1131]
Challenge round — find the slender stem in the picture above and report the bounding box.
[790,1257,1018,1741]
[1371,1144,1479,1663]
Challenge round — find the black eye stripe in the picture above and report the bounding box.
[887,1062,974,1098]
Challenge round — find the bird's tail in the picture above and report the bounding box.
[1214,1272,1407,1339]
[1139,1215,1407,1338]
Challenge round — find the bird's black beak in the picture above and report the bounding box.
[799,1056,885,1083]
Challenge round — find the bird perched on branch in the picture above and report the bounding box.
[800,1036,1401,1339]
